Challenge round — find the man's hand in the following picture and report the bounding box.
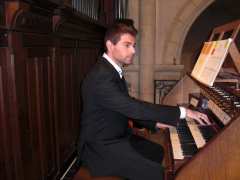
[155,122,174,129]
[186,108,211,125]
[155,108,211,129]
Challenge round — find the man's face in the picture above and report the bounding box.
[107,33,136,66]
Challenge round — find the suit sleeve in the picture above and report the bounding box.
[131,120,157,131]
[93,72,180,126]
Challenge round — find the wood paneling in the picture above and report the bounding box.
[10,31,57,180]
[0,2,4,26]
[0,46,22,180]
[0,49,12,180]
[53,11,105,175]
[0,30,7,47]
[0,0,106,179]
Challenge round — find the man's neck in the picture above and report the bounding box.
[103,53,123,78]
[105,53,123,67]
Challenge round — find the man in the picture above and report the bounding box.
[78,23,210,180]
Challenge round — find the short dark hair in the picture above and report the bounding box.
[104,22,138,52]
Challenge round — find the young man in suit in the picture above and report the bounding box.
[78,23,210,180]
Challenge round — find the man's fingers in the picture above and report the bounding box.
[195,118,205,125]
[186,109,211,126]
[198,113,211,125]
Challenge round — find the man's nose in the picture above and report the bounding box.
[131,46,136,54]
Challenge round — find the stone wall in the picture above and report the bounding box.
[126,0,214,102]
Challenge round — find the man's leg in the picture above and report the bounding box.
[81,140,164,180]
[105,139,164,180]
[129,134,164,164]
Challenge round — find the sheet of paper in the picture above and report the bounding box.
[191,38,232,86]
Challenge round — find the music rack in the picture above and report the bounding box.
[209,19,240,73]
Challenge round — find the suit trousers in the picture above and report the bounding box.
[82,134,165,180]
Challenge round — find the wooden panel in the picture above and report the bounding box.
[53,11,105,175]
[0,50,12,180]
[0,46,22,180]
[0,30,8,47]
[14,11,52,34]
[55,45,101,169]
[24,0,61,6]
[56,47,76,166]
[0,1,4,26]
[63,0,72,6]
[6,3,58,178]
[12,32,58,180]
[2,1,106,179]
[26,56,57,179]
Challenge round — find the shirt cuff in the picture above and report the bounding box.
[179,106,187,119]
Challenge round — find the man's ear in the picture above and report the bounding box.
[106,40,113,51]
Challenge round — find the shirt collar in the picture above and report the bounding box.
[103,53,123,78]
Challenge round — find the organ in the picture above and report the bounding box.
[155,20,240,180]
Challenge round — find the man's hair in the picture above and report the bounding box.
[104,22,138,52]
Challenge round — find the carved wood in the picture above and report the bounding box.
[13,8,52,33]
[2,2,58,180]
[1,1,106,179]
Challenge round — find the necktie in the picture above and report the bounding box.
[121,75,128,94]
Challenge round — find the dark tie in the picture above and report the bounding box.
[121,75,129,94]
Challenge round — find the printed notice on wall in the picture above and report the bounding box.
[191,38,232,86]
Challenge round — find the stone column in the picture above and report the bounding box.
[125,0,140,98]
[139,0,156,102]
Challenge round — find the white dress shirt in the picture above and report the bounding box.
[103,53,123,78]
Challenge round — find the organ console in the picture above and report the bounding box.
[156,20,240,180]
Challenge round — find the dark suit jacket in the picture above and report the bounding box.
[78,56,180,176]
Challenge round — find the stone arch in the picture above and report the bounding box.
[164,0,214,65]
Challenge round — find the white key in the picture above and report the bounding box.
[186,118,206,148]
[169,127,184,160]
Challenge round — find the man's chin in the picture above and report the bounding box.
[124,61,133,66]
[126,58,134,64]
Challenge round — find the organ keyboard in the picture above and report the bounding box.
[161,74,240,179]
[169,82,240,165]
[169,118,208,160]
[160,19,240,180]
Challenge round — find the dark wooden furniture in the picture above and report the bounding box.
[0,0,128,179]
[73,167,123,180]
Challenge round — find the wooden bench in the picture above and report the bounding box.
[73,166,124,180]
